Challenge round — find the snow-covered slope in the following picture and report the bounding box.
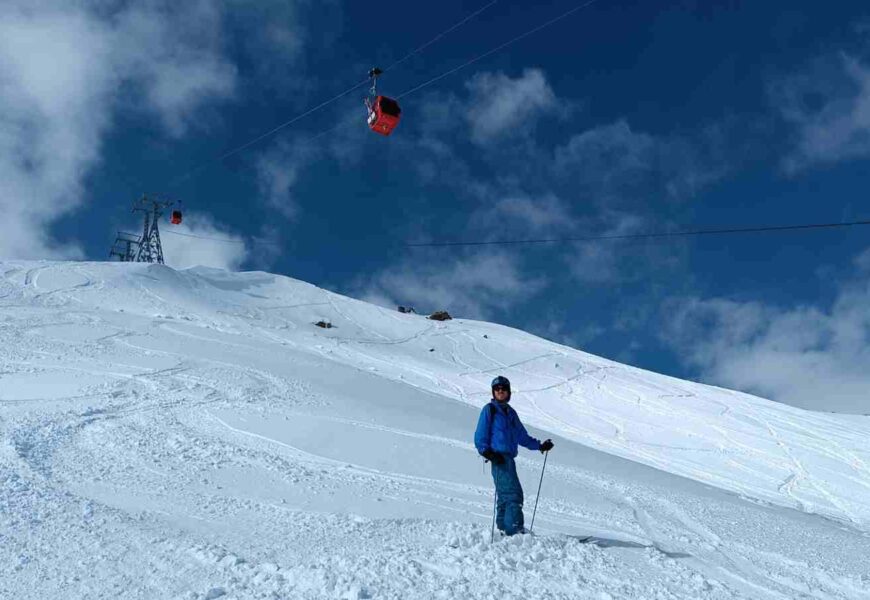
[2,261,869,599]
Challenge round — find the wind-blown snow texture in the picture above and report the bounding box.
[2,261,869,599]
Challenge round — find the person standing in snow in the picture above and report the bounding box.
[474,376,554,536]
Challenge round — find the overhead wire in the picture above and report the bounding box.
[156,0,611,249]
[405,219,870,248]
[398,0,603,100]
[145,3,868,264]
[162,229,250,244]
[163,219,870,249]
[165,77,371,189]
[382,0,501,74]
[164,0,607,192]
[301,0,608,139]
[189,0,608,181]
[163,0,502,191]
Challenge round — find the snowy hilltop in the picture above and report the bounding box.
[2,260,869,599]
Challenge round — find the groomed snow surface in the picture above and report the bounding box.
[2,261,869,599]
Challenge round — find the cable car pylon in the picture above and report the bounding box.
[109,195,181,264]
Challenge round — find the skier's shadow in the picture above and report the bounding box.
[573,536,692,559]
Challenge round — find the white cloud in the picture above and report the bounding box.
[563,212,651,283]
[490,194,573,233]
[254,99,370,217]
[0,5,114,260]
[467,193,574,239]
[555,120,655,182]
[553,120,725,205]
[414,73,722,207]
[414,68,563,148]
[161,212,249,271]
[357,251,542,320]
[388,79,722,299]
[116,2,237,137]
[465,68,560,144]
[526,315,604,351]
[244,224,283,271]
[775,52,870,171]
[0,0,240,260]
[661,254,870,413]
[256,138,314,220]
[227,1,306,63]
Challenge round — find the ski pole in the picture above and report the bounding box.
[529,450,548,534]
[490,468,499,544]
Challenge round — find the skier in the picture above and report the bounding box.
[474,376,554,536]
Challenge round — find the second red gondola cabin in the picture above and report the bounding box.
[367,95,401,136]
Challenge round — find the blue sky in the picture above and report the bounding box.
[2,0,869,413]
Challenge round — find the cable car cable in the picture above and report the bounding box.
[166,77,371,189]
[161,0,601,194]
[162,229,249,244]
[165,218,870,250]
[405,219,870,248]
[278,0,606,145]
[234,0,607,166]
[312,0,604,140]
[382,0,501,75]
[398,0,604,100]
[148,0,606,243]
[162,229,289,247]
[163,0,502,191]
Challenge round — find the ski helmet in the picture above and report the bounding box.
[491,376,511,392]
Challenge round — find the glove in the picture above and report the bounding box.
[482,449,505,465]
[540,439,554,453]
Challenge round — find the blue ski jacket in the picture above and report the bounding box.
[474,400,541,458]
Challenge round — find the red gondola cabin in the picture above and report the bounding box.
[367,96,401,136]
[170,210,183,225]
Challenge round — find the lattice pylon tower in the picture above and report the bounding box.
[109,231,141,262]
[133,195,173,264]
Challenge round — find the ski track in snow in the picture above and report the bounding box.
[2,261,870,599]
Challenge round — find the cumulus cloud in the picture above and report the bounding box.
[116,2,237,136]
[0,0,239,260]
[660,252,870,413]
[563,211,652,283]
[493,194,572,232]
[161,212,249,271]
[469,197,683,286]
[417,68,562,147]
[465,68,561,144]
[252,96,372,215]
[391,72,723,300]
[554,120,726,206]
[244,224,284,271]
[556,120,655,182]
[225,0,307,72]
[526,315,604,351]
[0,5,114,259]
[469,193,574,237]
[774,51,870,172]
[255,138,315,220]
[357,251,543,320]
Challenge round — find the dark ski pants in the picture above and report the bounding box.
[491,455,524,535]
